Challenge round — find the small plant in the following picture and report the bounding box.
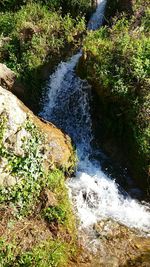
[0,113,8,147]
[0,238,70,267]
[43,206,66,224]
[0,118,46,216]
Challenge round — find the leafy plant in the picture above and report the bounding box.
[43,206,66,223]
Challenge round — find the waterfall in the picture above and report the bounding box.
[88,0,107,30]
[40,0,150,236]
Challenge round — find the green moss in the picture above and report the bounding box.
[45,169,76,235]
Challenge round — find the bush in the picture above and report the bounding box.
[0,0,92,18]
[0,3,85,71]
[0,3,85,111]
[80,4,150,191]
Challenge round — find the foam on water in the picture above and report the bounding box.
[40,0,150,236]
[68,165,150,234]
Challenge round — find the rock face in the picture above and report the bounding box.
[0,86,75,187]
[69,218,150,267]
[0,63,25,99]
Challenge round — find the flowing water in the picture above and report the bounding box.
[40,0,150,238]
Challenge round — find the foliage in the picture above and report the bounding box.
[43,206,66,223]
[18,239,69,267]
[0,238,72,267]
[0,167,77,266]
[0,116,75,224]
[0,0,92,18]
[0,117,45,216]
[0,3,85,110]
[0,114,8,147]
[80,4,150,189]
[0,114,77,265]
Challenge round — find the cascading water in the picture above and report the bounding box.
[40,0,150,236]
[88,0,107,30]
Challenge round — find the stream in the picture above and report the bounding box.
[40,0,150,250]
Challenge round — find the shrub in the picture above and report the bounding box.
[0,3,85,110]
[0,0,92,18]
[80,4,150,191]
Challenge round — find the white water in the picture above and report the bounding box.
[88,0,107,30]
[40,0,150,235]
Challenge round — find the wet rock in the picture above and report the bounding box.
[93,219,150,267]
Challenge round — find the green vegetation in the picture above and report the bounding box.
[104,0,133,23]
[0,0,92,17]
[0,238,75,267]
[0,0,149,264]
[80,0,150,192]
[0,114,77,266]
[0,2,86,265]
[0,117,45,215]
[0,2,86,110]
[0,167,77,266]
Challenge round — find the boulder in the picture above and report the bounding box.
[0,63,25,98]
[0,86,75,187]
[0,63,16,90]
